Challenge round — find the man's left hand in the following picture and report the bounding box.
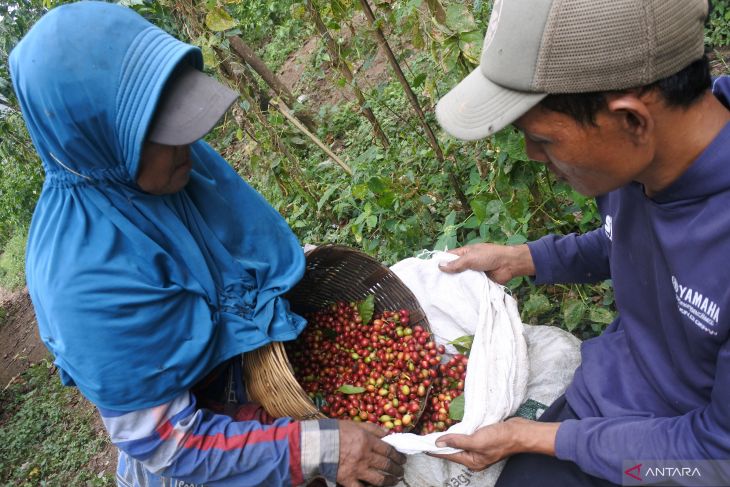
[428,417,559,471]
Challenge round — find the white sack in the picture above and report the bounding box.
[383,251,529,455]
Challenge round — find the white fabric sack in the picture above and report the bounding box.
[383,251,529,455]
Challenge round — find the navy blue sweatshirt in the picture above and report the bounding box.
[527,77,730,484]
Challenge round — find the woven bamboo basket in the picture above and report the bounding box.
[243,244,432,421]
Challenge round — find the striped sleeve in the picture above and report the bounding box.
[98,392,339,486]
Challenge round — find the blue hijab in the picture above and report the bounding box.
[9,1,306,411]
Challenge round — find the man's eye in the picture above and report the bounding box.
[528,134,550,145]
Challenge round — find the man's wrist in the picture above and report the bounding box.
[507,244,536,279]
[506,418,558,456]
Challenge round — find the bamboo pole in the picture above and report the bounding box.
[228,35,318,133]
[358,0,469,210]
[270,98,353,176]
[218,58,320,208]
[359,0,444,162]
[305,0,390,150]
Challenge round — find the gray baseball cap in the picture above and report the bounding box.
[147,63,238,146]
[436,0,708,141]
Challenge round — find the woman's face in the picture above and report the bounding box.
[136,142,193,195]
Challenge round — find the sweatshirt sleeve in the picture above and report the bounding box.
[527,228,611,285]
[554,337,730,484]
[98,392,339,486]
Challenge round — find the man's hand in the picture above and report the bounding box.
[428,418,558,471]
[438,243,535,284]
[336,421,407,487]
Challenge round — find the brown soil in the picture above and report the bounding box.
[276,12,405,108]
[0,288,47,388]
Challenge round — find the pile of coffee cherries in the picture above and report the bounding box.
[414,353,469,433]
[286,300,468,433]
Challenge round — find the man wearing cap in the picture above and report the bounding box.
[432,0,730,485]
[10,3,405,487]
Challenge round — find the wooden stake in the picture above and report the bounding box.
[358,0,469,210]
[270,98,353,176]
[228,35,318,133]
[305,0,390,150]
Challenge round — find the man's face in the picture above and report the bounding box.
[136,142,193,195]
[513,104,653,196]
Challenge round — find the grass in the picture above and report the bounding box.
[0,361,115,487]
[0,227,28,291]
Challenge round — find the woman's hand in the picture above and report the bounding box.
[438,243,535,284]
[336,421,407,487]
[428,418,558,471]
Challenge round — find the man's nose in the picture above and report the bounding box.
[524,138,549,164]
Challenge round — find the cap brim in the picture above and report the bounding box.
[148,64,238,146]
[435,67,546,141]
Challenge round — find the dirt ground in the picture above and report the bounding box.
[276,12,405,108]
[0,288,46,388]
[0,288,117,477]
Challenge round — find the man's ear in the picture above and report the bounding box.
[605,93,655,145]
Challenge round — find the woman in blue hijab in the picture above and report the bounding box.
[9,2,405,486]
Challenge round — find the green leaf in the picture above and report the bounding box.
[444,210,456,227]
[357,294,375,325]
[458,29,484,65]
[205,5,237,32]
[588,306,615,325]
[376,191,396,209]
[337,384,365,394]
[439,37,461,73]
[367,176,389,194]
[470,199,488,221]
[412,73,427,88]
[365,215,377,229]
[330,0,349,20]
[448,335,474,355]
[462,215,480,229]
[352,183,368,200]
[563,299,587,332]
[201,44,218,68]
[521,293,551,320]
[317,184,340,211]
[449,394,465,420]
[484,200,503,225]
[506,233,527,245]
[445,4,477,33]
[313,392,327,409]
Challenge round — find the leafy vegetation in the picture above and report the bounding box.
[0,0,729,483]
[0,361,115,486]
[706,0,730,48]
[0,226,28,291]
